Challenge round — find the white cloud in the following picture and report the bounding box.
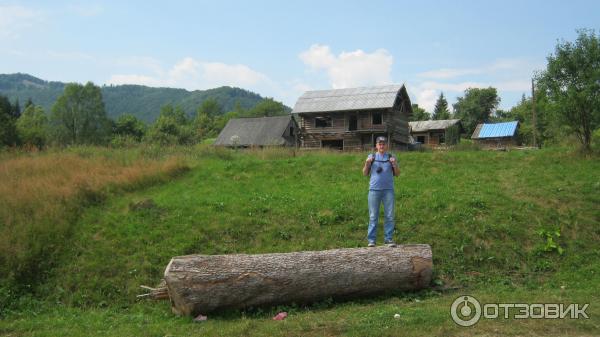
[108,74,162,87]
[418,68,481,79]
[412,58,541,111]
[415,88,439,112]
[299,44,393,88]
[418,58,541,80]
[0,5,44,39]
[200,61,270,87]
[419,81,487,93]
[107,57,272,91]
[299,44,336,69]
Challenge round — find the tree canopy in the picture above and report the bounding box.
[538,29,600,151]
[245,98,288,117]
[0,95,18,147]
[410,104,431,121]
[16,104,48,148]
[50,82,111,145]
[452,87,500,135]
[113,114,146,142]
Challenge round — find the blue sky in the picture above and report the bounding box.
[1,0,598,112]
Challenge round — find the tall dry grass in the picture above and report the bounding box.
[0,151,189,295]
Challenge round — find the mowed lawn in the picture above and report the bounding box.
[1,147,599,336]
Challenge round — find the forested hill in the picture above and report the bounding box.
[0,73,289,123]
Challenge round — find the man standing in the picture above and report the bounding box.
[362,136,399,247]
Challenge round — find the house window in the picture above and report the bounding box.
[315,116,332,128]
[348,115,357,131]
[439,133,445,144]
[417,136,426,144]
[372,112,382,125]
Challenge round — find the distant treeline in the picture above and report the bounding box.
[0,82,290,149]
[0,73,289,123]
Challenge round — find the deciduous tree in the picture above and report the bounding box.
[538,29,600,152]
[16,104,48,148]
[246,98,287,117]
[113,114,146,141]
[50,82,111,145]
[409,104,430,121]
[452,87,500,135]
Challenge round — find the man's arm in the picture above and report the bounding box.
[363,156,374,176]
[390,157,400,176]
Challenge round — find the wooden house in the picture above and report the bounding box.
[409,119,462,146]
[471,121,519,148]
[291,85,413,151]
[213,115,298,147]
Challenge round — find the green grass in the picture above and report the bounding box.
[1,146,599,336]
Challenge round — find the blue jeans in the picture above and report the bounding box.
[367,189,395,243]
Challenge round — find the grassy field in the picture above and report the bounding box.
[1,146,599,336]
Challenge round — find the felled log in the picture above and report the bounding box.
[163,244,432,316]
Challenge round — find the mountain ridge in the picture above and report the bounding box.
[0,73,290,123]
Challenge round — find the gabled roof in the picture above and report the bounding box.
[292,84,412,114]
[409,119,461,133]
[214,115,294,146]
[472,121,519,139]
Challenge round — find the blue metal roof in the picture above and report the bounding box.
[477,121,518,138]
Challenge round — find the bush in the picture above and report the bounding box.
[109,134,140,148]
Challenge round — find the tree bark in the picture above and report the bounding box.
[163,244,433,316]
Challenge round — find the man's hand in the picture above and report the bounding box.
[389,157,396,166]
[366,155,375,164]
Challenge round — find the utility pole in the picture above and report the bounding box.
[531,78,537,148]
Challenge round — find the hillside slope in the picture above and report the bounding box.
[1,147,598,336]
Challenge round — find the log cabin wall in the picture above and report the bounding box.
[299,109,406,150]
[475,137,518,148]
[293,84,413,151]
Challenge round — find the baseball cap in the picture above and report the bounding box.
[376,136,387,143]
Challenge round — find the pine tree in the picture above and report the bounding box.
[432,92,451,120]
[13,98,21,118]
[0,95,19,146]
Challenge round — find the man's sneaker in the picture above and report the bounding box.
[384,240,397,247]
[367,241,376,247]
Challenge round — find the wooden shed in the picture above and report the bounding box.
[213,115,298,147]
[409,119,462,146]
[291,85,413,151]
[471,121,520,148]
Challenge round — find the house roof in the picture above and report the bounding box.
[291,84,412,114]
[472,121,519,139]
[409,119,461,133]
[214,115,294,146]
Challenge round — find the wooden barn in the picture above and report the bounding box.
[291,85,413,151]
[471,121,520,148]
[213,115,298,147]
[409,119,462,146]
